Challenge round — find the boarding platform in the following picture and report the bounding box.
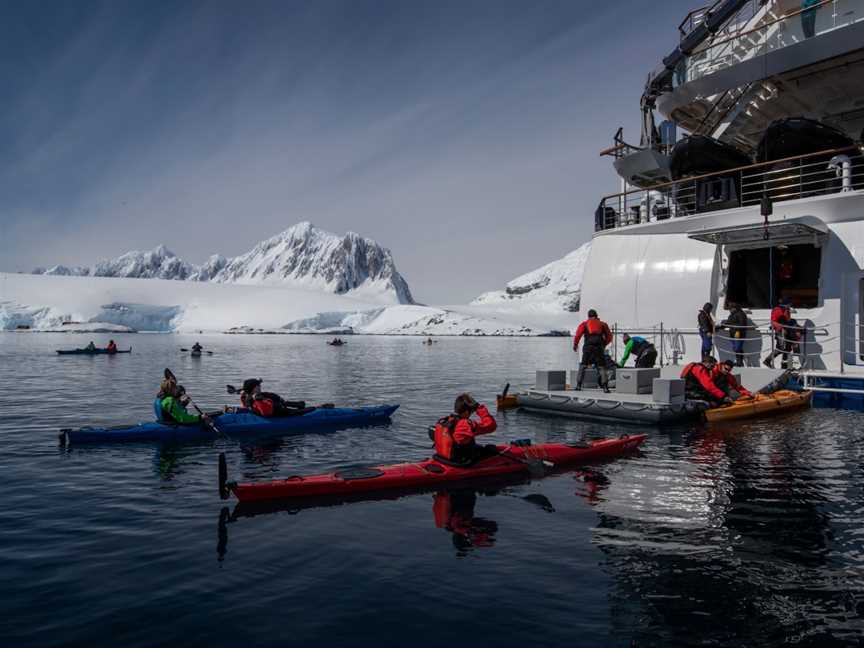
[513,367,790,425]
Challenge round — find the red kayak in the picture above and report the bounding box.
[220,435,646,503]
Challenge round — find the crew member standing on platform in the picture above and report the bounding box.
[721,303,749,367]
[698,303,715,360]
[573,309,613,393]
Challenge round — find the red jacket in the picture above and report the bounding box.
[434,405,497,460]
[770,305,790,333]
[573,317,612,350]
[681,362,726,400]
[711,366,752,398]
[453,405,497,445]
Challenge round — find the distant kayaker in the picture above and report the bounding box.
[681,356,732,406]
[698,303,715,361]
[106,340,118,354]
[618,333,657,368]
[711,360,752,400]
[156,378,211,425]
[433,393,497,464]
[85,341,96,351]
[191,342,203,353]
[239,378,306,417]
[573,309,613,392]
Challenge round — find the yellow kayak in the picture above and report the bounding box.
[705,389,812,422]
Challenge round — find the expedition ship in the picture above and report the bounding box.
[578,0,864,405]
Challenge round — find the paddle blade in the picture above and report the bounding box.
[226,384,238,394]
[164,368,177,382]
[502,383,510,398]
[218,453,229,499]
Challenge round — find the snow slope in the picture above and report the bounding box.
[471,242,591,314]
[0,273,572,336]
[33,222,413,305]
[284,304,572,336]
[0,273,383,333]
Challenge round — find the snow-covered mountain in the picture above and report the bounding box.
[33,222,414,304]
[208,222,413,303]
[471,241,591,313]
[35,245,197,280]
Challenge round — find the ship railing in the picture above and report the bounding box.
[678,1,769,43]
[681,0,864,85]
[596,146,863,232]
[607,320,833,369]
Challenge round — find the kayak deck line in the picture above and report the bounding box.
[219,434,647,504]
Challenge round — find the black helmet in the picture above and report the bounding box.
[588,309,598,318]
[703,302,713,312]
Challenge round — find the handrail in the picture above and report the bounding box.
[699,0,835,52]
[601,145,860,202]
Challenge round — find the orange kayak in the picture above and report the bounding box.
[704,389,812,422]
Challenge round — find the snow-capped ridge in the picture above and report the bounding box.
[471,241,591,313]
[31,222,414,304]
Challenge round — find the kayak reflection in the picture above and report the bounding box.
[434,490,499,554]
[218,468,615,561]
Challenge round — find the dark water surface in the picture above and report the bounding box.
[1,333,863,647]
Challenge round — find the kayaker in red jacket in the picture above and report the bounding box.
[711,361,753,399]
[681,356,731,405]
[433,393,497,464]
[573,309,613,392]
[106,340,118,353]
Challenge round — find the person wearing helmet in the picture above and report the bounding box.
[573,309,613,392]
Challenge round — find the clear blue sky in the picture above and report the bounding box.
[0,0,693,302]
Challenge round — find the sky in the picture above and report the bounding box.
[0,0,694,303]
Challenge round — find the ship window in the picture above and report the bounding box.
[725,244,820,309]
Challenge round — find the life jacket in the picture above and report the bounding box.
[433,415,459,460]
[582,318,608,347]
[681,362,708,391]
[630,336,651,356]
[107,343,117,353]
[249,393,282,417]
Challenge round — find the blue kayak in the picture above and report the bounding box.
[60,404,399,444]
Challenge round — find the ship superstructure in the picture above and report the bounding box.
[579,0,864,400]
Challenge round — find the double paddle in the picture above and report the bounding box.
[163,368,226,439]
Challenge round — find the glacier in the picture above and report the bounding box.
[6,231,591,337]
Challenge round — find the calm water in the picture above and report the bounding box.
[1,333,863,647]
